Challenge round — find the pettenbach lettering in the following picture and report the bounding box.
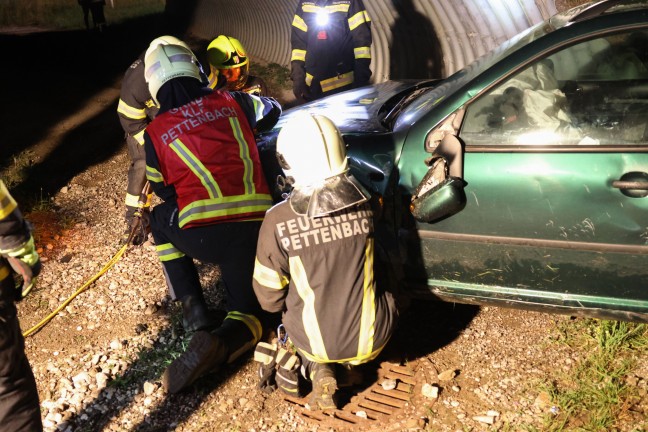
[276,209,372,251]
[161,97,237,145]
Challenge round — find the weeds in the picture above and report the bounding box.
[0,0,164,30]
[540,319,647,431]
[2,150,38,190]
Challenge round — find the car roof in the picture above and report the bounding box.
[566,0,648,24]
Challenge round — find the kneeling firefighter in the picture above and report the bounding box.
[142,42,282,393]
[252,113,398,410]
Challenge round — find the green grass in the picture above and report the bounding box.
[540,319,648,431]
[0,0,164,30]
[250,62,292,101]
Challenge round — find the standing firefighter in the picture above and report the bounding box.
[116,35,193,245]
[252,113,398,410]
[142,43,282,393]
[206,35,269,97]
[290,0,372,103]
[0,180,42,431]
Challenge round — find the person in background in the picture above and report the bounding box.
[290,0,372,103]
[206,35,269,96]
[0,180,43,431]
[78,0,107,32]
[252,113,398,410]
[142,43,282,393]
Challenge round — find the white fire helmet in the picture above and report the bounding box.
[145,35,190,59]
[144,44,202,104]
[276,112,349,188]
[276,112,370,217]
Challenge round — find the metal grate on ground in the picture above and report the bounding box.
[284,360,420,431]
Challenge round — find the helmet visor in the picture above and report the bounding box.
[220,63,249,91]
[289,174,370,217]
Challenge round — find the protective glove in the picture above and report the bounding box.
[353,60,372,88]
[292,80,310,102]
[275,347,302,397]
[290,61,310,102]
[2,235,41,300]
[123,206,151,246]
[254,341,278,394]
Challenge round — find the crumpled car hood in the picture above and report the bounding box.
[268,80,438,135]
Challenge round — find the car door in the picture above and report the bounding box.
[406,29,648,320]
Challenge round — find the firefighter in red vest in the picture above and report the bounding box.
[142,43,282,393]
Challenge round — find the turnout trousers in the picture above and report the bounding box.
[150,199,263,316]
[0,275,42,432]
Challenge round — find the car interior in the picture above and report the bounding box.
[461,29,648,147]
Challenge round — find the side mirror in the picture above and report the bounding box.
[410,171,466,223]
[410,134,466,223]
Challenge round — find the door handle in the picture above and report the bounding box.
[612,180,648,190]
[613,172,648,198]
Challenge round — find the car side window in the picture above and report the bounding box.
[461,29,648,146]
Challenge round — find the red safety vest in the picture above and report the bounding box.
[146,91,272,228]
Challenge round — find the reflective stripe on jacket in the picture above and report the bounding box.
[117,55,159,145]
[145,91,272,228]
[0,181,30,283]
[291,0,372,94]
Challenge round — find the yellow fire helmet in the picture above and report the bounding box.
[207,35,250,91]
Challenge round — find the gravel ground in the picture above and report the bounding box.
[3,5,645,428]
[14,150,647,432]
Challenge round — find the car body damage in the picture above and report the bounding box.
[258,0,648,322]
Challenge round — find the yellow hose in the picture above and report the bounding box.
[22,243,129,338]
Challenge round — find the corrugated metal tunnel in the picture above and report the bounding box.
[185,0,558,82]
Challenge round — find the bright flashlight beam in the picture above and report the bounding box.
[316,11,329,26]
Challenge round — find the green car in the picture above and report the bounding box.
[258,0,648,323]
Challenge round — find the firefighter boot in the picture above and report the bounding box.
[180,294,218,333]
[162,330,227,394]
[213,318,259,364]
[163,318,258,394]
[308,363,338,411]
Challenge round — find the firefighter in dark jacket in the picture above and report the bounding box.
[206,35,269,97]
[291,0,372,103]
[116,35,193,245]
[252,113,398,410]
[0,180,43,431]
[142,43,282,394]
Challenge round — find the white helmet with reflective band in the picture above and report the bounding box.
[144,44,202,104]
[277,112,349,188]
[276,112,370,217]
[145,35,190,60]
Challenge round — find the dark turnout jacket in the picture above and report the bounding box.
[253,200,397,365]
